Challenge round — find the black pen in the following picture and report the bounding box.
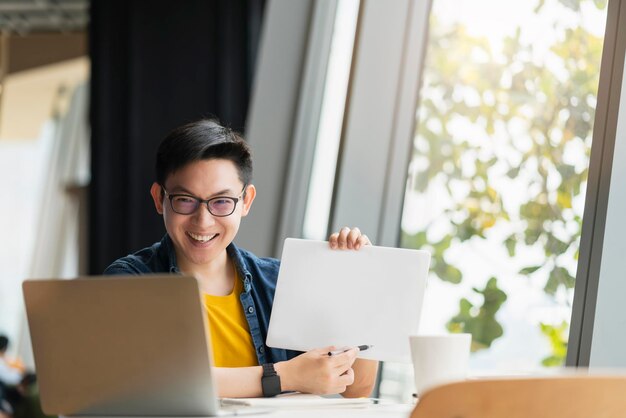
[327,345,373,356]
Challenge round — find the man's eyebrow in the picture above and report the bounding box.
[168,186,235,197]
[209,189,235,197]
[168,186,194,194]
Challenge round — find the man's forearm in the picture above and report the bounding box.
[214,366,264,398]
[215,361,296,397]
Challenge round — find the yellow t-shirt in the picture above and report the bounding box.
[203,272,258,367]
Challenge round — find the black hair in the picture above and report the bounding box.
[0,335,8,352]
[155,119,253,187]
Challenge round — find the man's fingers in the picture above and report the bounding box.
[329,227,352,249]
[328,348,358,370]
[337,367,355,387]
[328,233,339,249]
[329,227,371,250]
[346,227,361,249]
[337,227,350,249]
[355,234,371,250]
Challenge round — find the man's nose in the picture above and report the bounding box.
[193,203,216,225]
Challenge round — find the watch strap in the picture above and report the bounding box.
[261,363,281,397]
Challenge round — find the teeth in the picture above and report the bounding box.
[188,232,217,243]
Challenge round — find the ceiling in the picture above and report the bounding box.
[0,0,88,34]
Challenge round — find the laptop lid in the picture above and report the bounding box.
[22,275,220,417]
[266,239,431,363]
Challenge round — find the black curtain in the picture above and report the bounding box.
[89,0,266,274]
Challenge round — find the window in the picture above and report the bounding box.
[392,0,607,396]
[302,0,360,240]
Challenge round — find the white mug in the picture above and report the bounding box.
[409,333,471,396]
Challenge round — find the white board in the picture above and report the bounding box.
[266,239,430,363]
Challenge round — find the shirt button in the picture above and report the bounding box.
[259,346,265,354]
[248,306,254,314]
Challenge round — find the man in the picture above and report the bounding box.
[104,119,378,398]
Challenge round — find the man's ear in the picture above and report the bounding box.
[150,182,165,214]
[241,184,256,217]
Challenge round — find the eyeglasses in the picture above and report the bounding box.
[162,186,246,217]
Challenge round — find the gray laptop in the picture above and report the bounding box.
[267,239,430,363]
[22,275,241,417]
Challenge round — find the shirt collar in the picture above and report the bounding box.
[162,234,180,273]
[227,242,253,292]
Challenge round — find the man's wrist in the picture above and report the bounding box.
[273,361,293,392]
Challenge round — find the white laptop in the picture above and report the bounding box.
[22,275,250,417]
[266,239,431,363]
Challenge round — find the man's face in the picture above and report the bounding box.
[150,159,255,269]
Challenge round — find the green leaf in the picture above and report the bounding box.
[556,164,576,179]
[546,235,570,256]
[506,166,521,179]
[593,0,607,9]
[433,259,463,284]
[504,235,517,257]
[447,278,507,351]
[540,321,568,367]
[445,265,463,284]
[557,190,572,209]
[533,0,546,13]
[524,227,542,246]
[544,266,576,295]
[519,265,542,275]
[400,231,428,249]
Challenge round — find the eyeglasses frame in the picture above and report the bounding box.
[161,185,247,217]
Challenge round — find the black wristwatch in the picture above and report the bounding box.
[261,363,281,397]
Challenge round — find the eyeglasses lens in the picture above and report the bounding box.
[171,196,199,214]
[208,199,236,216]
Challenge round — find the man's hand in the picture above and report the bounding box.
[328,227,371,250]
[214,347,368,398]
[275,347,358,395]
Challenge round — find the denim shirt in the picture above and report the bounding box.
[103,234,301,365]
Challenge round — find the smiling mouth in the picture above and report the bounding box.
[187,232,219,243]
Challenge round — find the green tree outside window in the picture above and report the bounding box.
[401,0,606,367]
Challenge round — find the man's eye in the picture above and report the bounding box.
[212,198,231,206]
[174,196,195,203]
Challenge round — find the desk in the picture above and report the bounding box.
[68,404,414,418]
[240,403,413,417]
